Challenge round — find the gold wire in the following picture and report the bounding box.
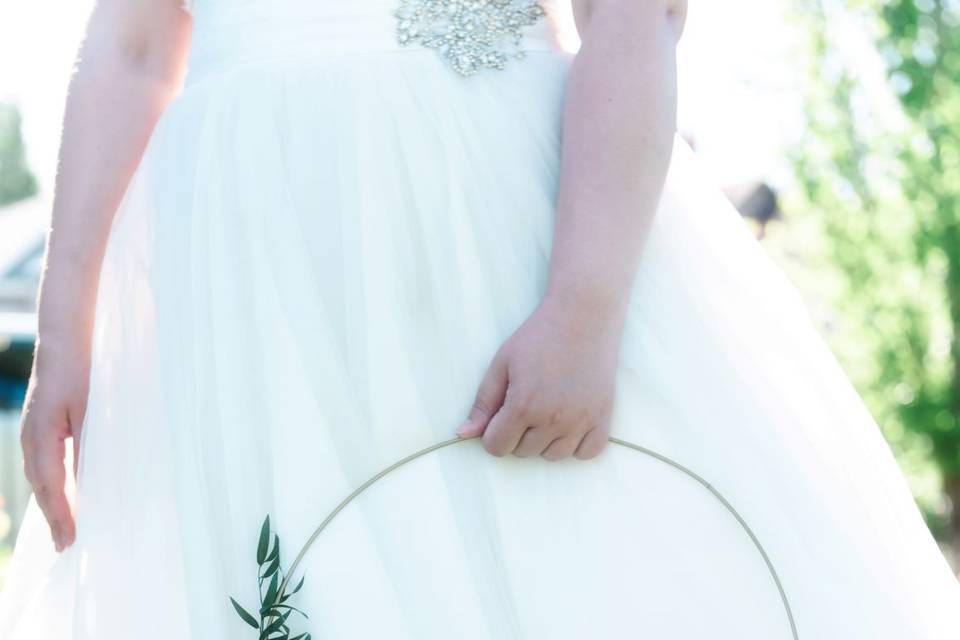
[273,435,799,639]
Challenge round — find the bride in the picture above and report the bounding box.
[2,0,959,637]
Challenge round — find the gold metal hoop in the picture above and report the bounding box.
[275,435,799,639]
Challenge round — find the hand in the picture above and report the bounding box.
[456,292,623,460]
[19,336,90,552]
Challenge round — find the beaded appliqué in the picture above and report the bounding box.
[395,0,546,76]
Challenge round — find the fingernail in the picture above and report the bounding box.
[456,419,473,436]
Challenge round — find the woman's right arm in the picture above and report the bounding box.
[20,0,192,553]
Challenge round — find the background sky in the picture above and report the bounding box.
[676,0,806,186]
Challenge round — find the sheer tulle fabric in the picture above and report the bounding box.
[2,1,959,638]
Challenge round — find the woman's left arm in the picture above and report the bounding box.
[457,0,688,460]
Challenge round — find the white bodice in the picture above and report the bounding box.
[183,0,569,81]
[185,0,569,18]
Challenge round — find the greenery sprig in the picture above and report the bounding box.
[230,515,311,640]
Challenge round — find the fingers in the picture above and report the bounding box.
[24,433,75,552]
[574,427,609,460]
[496,422,610,461]
[480,379,539,456]
[542,435,582,461]
[474,370,615,460]
[483,392,612,460]
[457,349,509,438]
[513,426,554,458]
[21,397,77,552]
[456,343,615,462]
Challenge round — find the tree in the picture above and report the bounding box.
[790,0,960,543]
[0,103,37,207]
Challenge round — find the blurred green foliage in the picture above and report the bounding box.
[0,543,8,591]
[789,0,960,541]
[0,103,37,207]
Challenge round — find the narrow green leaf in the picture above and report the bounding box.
[290,575,304,595]
[229,597,260,629]
[262,573,280,611]
[266,534,280,563]
[261,555,281,580]
[260,609,292,639]
[257,515,271,564]
[279,575,304,603]
[265,603,309,619]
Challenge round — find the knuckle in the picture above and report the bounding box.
[578,404,602,428]
[470,395,495,419]
[545,407,565,430]
[507,388,536,419]
[584,420,604,436]
[581,406,608,433]
[573,404,592,421]
[509,401,531,421]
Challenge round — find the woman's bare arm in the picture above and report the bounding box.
[546,0,686,326]
[21,0,192,552]
[458,0,687,460]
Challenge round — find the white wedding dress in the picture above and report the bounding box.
[2,0,960,638]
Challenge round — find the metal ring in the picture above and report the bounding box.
[276,435,799,639]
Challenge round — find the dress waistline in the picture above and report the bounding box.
[184,12,564,85]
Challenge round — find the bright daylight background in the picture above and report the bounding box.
[1,0,959,590]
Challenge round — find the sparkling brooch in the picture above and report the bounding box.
[395,0,547,76]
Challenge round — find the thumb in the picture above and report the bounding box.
[457,349,509,438]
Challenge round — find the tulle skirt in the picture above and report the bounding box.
[2,44,959,639]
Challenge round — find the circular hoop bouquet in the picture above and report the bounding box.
[230,437,799,640]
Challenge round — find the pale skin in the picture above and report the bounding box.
[21,0,687,552]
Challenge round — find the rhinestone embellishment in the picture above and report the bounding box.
[395,0,547,76]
